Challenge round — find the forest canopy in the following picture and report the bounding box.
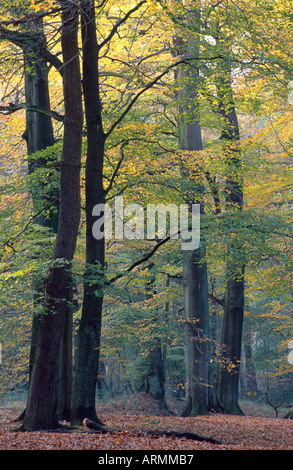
[0,0,292,430]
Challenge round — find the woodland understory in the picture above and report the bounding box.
[0,0,293,445]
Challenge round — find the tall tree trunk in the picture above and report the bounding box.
[24,50,73,421]
[215,52,245,415]
[22,16,74,424]
[71,0,105,424]
[145,339,166,406]
[243,331,258,397]
[56,279,74,421]
[23,48,57,384]
[175,4,211,417]
[23,2,83,431]
[19,17,64,421]
[144,263,166,408]
[216,268,244,414]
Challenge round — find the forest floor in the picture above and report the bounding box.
[0,392,292,451]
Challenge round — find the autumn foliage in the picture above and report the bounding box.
[0,0,293,448]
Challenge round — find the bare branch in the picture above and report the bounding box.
[0,26,63,75]
[105,56,223,139]
[103,141,127,197]
[99,0,147,49]
[0,103,64,121]
[108,234,177,285]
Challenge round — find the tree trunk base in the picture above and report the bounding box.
[284,409,293,419]
[181,396,210,417]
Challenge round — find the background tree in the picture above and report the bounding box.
[213,40,244,415]
[173,2,211,416]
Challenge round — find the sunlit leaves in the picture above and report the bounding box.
[30,0,56,12]
[0,0,293,404]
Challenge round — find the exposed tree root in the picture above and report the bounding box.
[83,418,116,433]
[82,417,223,445]
[142,429,222,444]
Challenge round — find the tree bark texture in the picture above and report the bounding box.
[243,327,258,396]
[174,4,211,417]
[23,2,83,431]
[23,47,57,384]
[71,0,105,424]
[56,280,74,421]
[21,17,71,422]
[24,49,74,419]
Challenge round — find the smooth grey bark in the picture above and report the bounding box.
[56,279,74,421]
[23,2,83,431]
[216,269,244,414]
[214,52,245,415]
[175,5,211,417]
[242,322,258,397]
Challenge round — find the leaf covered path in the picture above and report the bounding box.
[0,395,292,451]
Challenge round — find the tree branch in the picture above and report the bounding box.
[83,418,223,444]
[103,142,127,197]
[0,25,63,75]
[105,56,223,139]
[0,103,64,121]
[1,201,57,252]
[99,0,147,50]
[208,293,224,307]
[108,234,177,285]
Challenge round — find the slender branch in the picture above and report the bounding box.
[108,234,177,285]
[1,201,57,251]
[208,293,224,307]
[0,26,63,75]
[0,7,62,28]
[0,103,64,121]
[99,0,147,49]
[105,56,223,139]
[103,142,127,197]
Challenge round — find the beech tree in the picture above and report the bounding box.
[0,3,73,420]
[0,0,292,427]
[70,0,161,424]
[70,0,205,424]
[23,0,83,431]
[213,48,244,415]
[173,3,211,416]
